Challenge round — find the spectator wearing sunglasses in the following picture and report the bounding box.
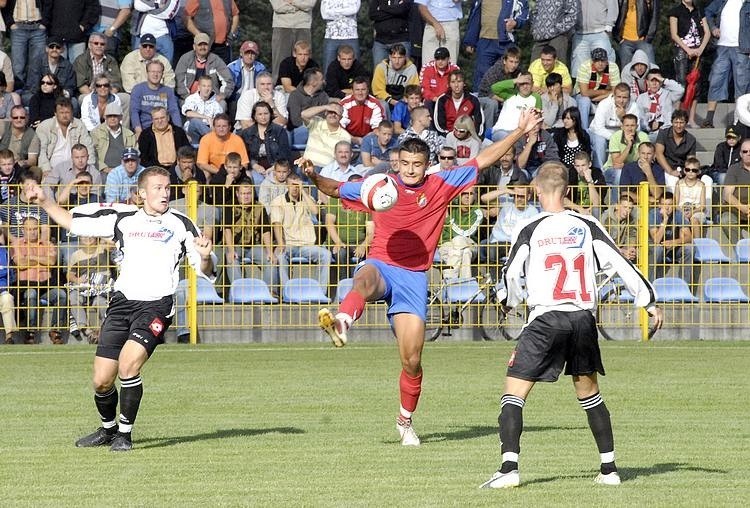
[28,73,63,128]
[654,109,697,194]
[119,34,176,94]
[0,106,40,169]
[23,37,78,105]
[79,74,123,131]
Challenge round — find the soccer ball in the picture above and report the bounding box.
[360,174,399,212]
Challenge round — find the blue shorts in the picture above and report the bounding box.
[356,258,428,322]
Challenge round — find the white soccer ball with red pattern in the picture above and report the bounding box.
[360,174,399,212]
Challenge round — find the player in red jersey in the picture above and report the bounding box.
[299,108,543,446]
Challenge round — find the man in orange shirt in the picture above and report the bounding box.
[11,216,67,344]
[184,0,241,63]
[196,113,249,179]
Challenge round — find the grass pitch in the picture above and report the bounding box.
[1,340,749,507]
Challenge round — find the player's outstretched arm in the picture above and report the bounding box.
[474,108,543,171]
[296,158,341,198]
[23,180,73,230]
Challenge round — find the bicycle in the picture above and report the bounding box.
[595,273,659,340]
[424,273,527,342]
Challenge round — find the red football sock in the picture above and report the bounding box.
[399,369,423,414]
[339,289,366,322]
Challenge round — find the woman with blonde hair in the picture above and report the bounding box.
[443,115,483,165]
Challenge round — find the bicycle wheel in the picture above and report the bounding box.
[596,287,639,340]
[480,302,528,341]
[424,293,444,342]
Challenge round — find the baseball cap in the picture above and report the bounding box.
[591,48,608,62]
[726,126,740,138]
[122,147,140,160]
[194,33,211,45]
[47,36,63,48]
[434,47,450,60]
[140,33,157,46]
[241,41,260,55]
[104,103,122,116]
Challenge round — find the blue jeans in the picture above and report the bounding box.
[323,38,360,73]
[648,244,697,289]
[22,287,67,330]
[589,131,609,170]
[617,40,655,70]
[10,24,47,87]
[226,246,279,288]
[64,42,86,64]
[572,32,615,81]
[133,34,174,65]
[707,45,750,102]
[372,40,410,68]
[278,245,332,289]
[186,118,212,144]
[473,38,511,91]
[575,95,594,130]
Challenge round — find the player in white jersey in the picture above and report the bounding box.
[25,167,216,452]
[481,162,663,489]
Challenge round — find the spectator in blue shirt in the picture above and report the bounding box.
[618,142,665,206]
[105,148,146,203]
[130,60,181,137]
[392,84,422,135]
[648,191,698,289]
[360,120,398,171]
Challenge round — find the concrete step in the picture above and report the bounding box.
[694,103,735,128]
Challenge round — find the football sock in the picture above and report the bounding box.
[339,290,366,323]
[118,375,143,434]
[94,386,118,431]
[399,370,423,414]
[579,392,617,473]
[499,394,525,473]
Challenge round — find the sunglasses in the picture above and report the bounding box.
[742,150,750,154]
[91,41,106,46]
[47,44,62,49]
[11,115,26,120]
[453,128,467,134]
[439,156,455,160]
[141,44,155,48]
[41,80,55,85]
[95,83,110,88]
[684,167,700,173]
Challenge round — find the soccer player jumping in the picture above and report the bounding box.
[300,108,543,446]
[480,162,663,488]
[25,167,216,452]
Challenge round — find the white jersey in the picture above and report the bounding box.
[69,203,217,301]
[499,210,655,324]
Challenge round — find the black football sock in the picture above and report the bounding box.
[499,394,525,473]
[705,110,715,125]
[579,392,617,473]
[118,375,143,436]
[94,386,118,432]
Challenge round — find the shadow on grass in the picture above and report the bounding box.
[418,424,585,443]
[522,462,728,486]
[137,427,305,449]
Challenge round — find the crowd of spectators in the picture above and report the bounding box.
[0,0,749,344]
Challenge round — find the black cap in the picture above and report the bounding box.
[591,48,608,62]
[47,36,63,48]
[140,33,157,46]
[434,47,450,60]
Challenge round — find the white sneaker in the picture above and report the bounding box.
[594,472,621,486]
[396,418,420,446]
[318,309,348,347]
[479,470,520,489]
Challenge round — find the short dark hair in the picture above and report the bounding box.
[403,84,421,97]
[672,109,689,122]
[389,43,407,56]
[302,67,322,85]
[622,113,638,124]
[540,45,557,58]
[337,44,355,57]
[504,47,521,60]
[212,113,231,125]
[378,120,393,130]
[399,137,431,162]
[545,72,563,87]
[177,146,196,160]
[55,96,73,111]
[20,167,43,184]
[352,76,370,87]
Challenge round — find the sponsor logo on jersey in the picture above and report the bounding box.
[149,318,164,336]
[416,193,428,208]
[536,227,586,249]
[128,227,174,243]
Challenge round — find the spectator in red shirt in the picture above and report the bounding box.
[419,47,459,103]
[433,69,484,137]
[339,77,386,145]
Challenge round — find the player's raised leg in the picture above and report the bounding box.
[393,313,425,446]
[109,341,150,451]
[574,373,621,485]
[319,263,386,347]
[75,357,119,447]
[481,376,535,488]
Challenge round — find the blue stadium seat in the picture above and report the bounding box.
[599,278,634,303]
[283,278,331,304]
[178,278,224,304]
[735,238,750,262]
[443,278,486,304]
[653,277,698,303]
[228,278,278,304]
[335,278,354,303]
[703,277,750,303]
[693,238,730,263]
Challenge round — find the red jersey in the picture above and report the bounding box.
[338,160,478,271]
[339,94,385,138]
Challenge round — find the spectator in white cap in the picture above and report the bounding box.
[120,33,176,93]
[91,102,137,178]
[104,147,146,203]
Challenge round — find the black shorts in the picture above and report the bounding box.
[96,292,174,360]
[506,310,604,382]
